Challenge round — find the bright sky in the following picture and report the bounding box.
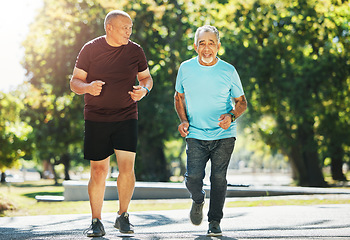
[0,0,42,92]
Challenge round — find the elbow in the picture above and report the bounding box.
[70,79,82,95]
[174,92,179,102]
[242,102,248,113]
[69,79,77,94]
[69,80,74,92]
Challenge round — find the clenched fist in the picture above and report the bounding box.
[88,80,105,96]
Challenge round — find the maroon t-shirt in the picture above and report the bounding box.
[75,36,148,122]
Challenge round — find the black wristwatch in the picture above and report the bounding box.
[228,112,236,122]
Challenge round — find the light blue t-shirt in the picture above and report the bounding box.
[175,57,245,140]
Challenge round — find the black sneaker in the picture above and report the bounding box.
[190,201,204,225]
[207,220,222,236]
[83,218,106,237]
[114,212,134,234]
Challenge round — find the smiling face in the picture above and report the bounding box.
[106,15,133,47]
[194,30,221,66]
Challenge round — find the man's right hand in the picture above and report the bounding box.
[88,80,105,96]
[178,121,189,137]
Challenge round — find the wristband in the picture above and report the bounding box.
[142,86,150,96]
[228,112,236,122]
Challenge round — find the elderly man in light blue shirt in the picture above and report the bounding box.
[174,25,247,237]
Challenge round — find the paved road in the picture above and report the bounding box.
[1,203,350,240]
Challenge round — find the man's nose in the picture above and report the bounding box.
[203,44,210,50]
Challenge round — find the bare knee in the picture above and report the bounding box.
[90,164,109,182]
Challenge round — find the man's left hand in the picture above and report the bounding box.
[128,86,147,101]
[218,114,231,130]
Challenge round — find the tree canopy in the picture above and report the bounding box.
[0,0,348,186]
[217,0,349,185]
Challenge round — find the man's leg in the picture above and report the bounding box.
[185,139,210,225]
[208,137,236,223]
[185,138,210,204]
[89,157,110,220]
[115,150,136,214]
[113,150,136,234]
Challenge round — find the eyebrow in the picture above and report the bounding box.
[122,23,133,27]
[199,39,215,44]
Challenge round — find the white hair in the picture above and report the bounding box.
[194,25,220,46]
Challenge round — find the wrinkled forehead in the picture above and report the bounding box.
[197,31,219,43]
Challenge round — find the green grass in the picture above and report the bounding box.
[0,180,194,217]
[1,179,350,217]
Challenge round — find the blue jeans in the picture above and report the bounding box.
[185,137,236,223]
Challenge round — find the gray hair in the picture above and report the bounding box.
[194,25,220,46]
[104,10,131,31]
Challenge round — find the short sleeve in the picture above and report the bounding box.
[137,47,148,73]
[230,68,245,98]
[175,64,184,93]
[75,43,91,72]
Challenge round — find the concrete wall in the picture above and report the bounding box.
[63,181,194,201]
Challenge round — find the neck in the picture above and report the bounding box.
[199,57,218,66]
[105,35,122,47]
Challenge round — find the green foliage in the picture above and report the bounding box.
[217,0,349,186]
[21,0,108,179]
[0,90,32,171]
[4,0,346,185]
[117,0,215,180]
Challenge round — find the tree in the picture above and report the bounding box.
[315,0,350,181]
[22,0,107,182]
[0,90,32,183]
[115,0,216,180]
[216,0,349,186]
[22,0,218,181]
[22,0,348,185]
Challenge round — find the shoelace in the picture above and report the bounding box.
[194,204,202,213]
[123,215,134,227]
[83,221,102,235]
[83,224,93,235]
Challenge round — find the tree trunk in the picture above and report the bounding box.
[329,144,346,181]
[51,159,59,186]
[136,140,170,182]
[289,144,308,185]
[297,118,327,187]
[61,153,71,181]
[0,171,6,183]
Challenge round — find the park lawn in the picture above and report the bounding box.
[1,179,350,217]
[0,180,193,217]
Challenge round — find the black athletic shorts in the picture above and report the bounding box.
[84,119,138,161]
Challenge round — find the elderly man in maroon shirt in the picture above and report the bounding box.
[70,10,153,237]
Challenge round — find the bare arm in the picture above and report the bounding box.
[232,95,248,118]
[174,91,189,137]
[129,68,154,101]
[70,67,105,96]
[218,95,248,130]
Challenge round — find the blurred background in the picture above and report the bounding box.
[0,0,349,188]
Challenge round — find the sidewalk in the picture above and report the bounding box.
[1,200,350,239]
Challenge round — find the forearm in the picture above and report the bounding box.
[139,76,153,91]
[230,95,248,119]
[70,78,89,95]
[174,93,188,123]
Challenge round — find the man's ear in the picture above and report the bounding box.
[194,43,198,53]
[106,23,112,33]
